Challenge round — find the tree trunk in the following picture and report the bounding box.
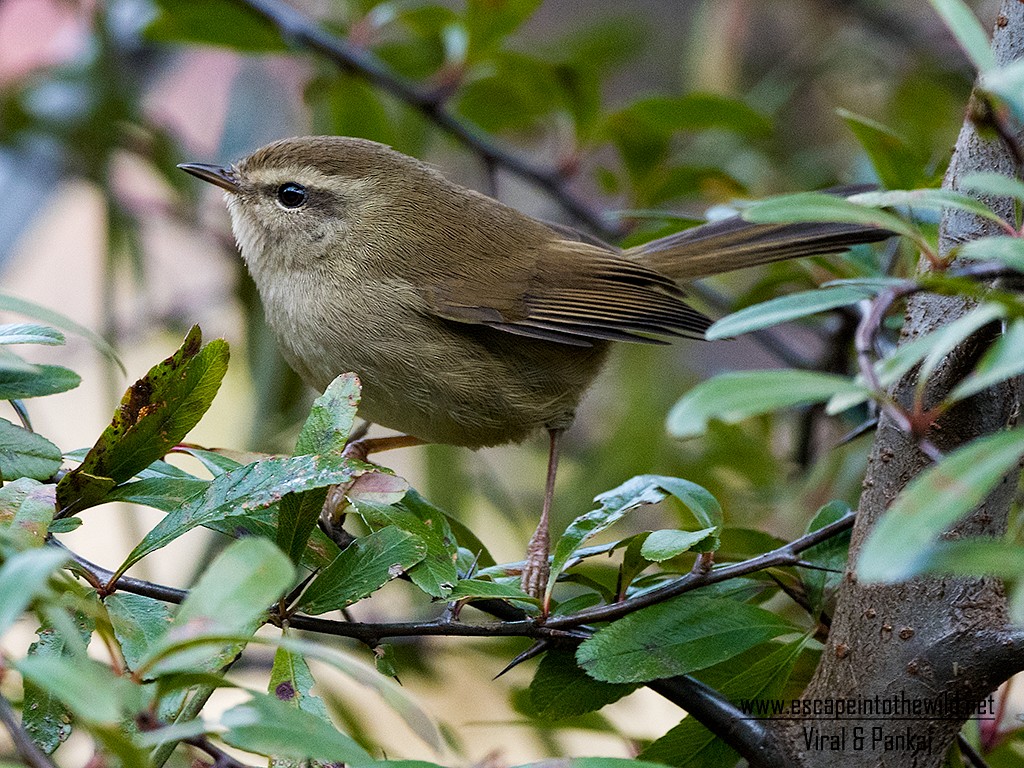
[779,4,1024,766]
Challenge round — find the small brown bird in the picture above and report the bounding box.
[180,136,887,601]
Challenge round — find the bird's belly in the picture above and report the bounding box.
[268,291,607,448]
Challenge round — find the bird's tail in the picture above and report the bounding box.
[625,188,890,281]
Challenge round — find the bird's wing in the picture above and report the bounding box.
[421,240,710,348]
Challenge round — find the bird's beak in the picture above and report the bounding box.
[177,162,241,194]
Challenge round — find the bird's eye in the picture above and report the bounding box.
[276,182,307,209]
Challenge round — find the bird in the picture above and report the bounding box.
[179,135,888,605]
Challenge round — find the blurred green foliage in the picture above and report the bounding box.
[3,0,1022,766]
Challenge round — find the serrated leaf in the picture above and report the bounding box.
[105,593,174,672]
[0,547,67,637]
[0,363,80,400]
[576,595,797,683]
[141,538,294,676]
[103,476,209,511]
[21,608,94,754]
[858,427,1024,582]
[0,323,64,346]
[278,373,361,564]
[640,528,718,562]
[707,285,871,340]
[445,578,537,603]
[56,326,229,514]
[0,478,54,548]
[929,0,996,71]
[116,452,364,577]
[16,653,142,726]
[742,192,916,241]
[269,646,334,768]
[354,491,458,598]
[526,649,639,720]
[0,418,62,482]
[222,692,373,764]
[640,639,806,768]
[297,527,427,615]
[668,370,867,439]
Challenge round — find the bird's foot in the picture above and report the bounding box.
[522,524,550,612]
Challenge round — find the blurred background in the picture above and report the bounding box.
[0,0,991,763]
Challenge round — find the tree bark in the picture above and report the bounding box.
[779,4,1024,766]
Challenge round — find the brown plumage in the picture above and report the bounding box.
[181,136,888,449]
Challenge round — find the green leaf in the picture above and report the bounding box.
[297,527,427,615]
[0,294,123,373]
[103,476,209,511]
[22,608,94,755]
[849,188,1009,227]
[838,109,926,189]
[742,192,917,241]
[354,491,458,598]
[640,639,806,767]
[221,692,374,765]
[949,319,1024,403]
[627,94,772,137]
[668,370,867,439]
[801,502,852,615]
[146,0,285,51]
[858,427,1024,582]
[958,235,1024,271]
[928,0,996,72]
[465,0,542,57]
[826,302,1007,414]
[105,593,174,672]
[269,646,335,768]
[56,325,229,514]
[0,418,62,481]
[0,323,64,346]
[982,59,1024,123]
[961,172,1024,203]
[16,653,143,726]
[707,285,871,340]
[0,363,80,400]
[116,452,363,577]
[513,759,673,768]
[526,649,639,720]
[640,528,718,562]
[0,547,67,637]
[576,595,797,683]
[141,537,294,676]
[278,373,361,564]
[0,478,55,548]
[445,578,537,603]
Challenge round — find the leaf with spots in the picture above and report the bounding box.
[56,325,229,514]
[0,478,55,548]
[296,526,426,615]
[268,646,334,768]
[353,491,458,598]
[114,452,365,578]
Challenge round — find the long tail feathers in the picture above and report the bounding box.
[625,187,891,281]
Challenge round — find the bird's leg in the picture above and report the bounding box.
[321,434,425,545]
[522,428,563,612]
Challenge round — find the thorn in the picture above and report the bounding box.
[494,641,548,679]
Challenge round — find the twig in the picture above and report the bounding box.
[958,733,992,768]
[0,694,59,768]
[182,734,259,768]
[228,0,621,239]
